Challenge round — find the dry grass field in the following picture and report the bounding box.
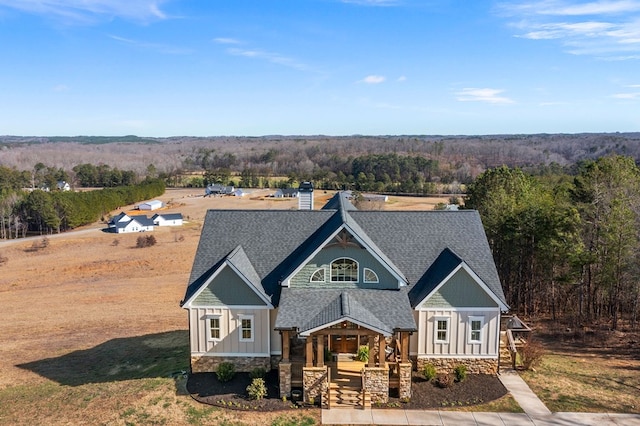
[0,190,450,426]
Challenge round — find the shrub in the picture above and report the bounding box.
[355,345,369,362]
[216,362,235,382]
[520,339,545,370]
[246,378,267,400]
[454,364,467,382]
[250,367,266,379]
[136,234,156,248]
[422,363,436,381]
[435,373,453,388]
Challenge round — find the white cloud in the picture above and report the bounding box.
[359,75,386,84]
[456,88,515,104]
[214,37,242,45]
[341,0,399,6]
[397,75,407,82]
[109,35,192,55]
[226,47,309,71]
[52,84,69,92]
[0,0,168,24]
[612,92,640,98]
[498,1,640,59]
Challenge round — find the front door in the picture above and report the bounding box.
[331,334,358,353]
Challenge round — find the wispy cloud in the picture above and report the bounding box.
[359,75,386,84]
[341,0,400,6]
[498,1,640,59]
[397,75,407,82]
[109,35,192,55]
[456,88,515,104]
[612,84,640,98]
[0,0,168,24]
[52,84,69,92]
[213,37,242,45]
[225,46,309,71]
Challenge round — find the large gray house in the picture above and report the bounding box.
[181,194,508,407]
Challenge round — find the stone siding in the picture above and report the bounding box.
[363,367,389,403]
[302,366,329,407]
[415,357,498,375]
[279,362,291,398]
[191,355,271,373]
[398,362,412,400]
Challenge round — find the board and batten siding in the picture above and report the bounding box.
[191,266,268,306]
[188,307,270,356]
[290,246,397,289]
[413,309,500,357]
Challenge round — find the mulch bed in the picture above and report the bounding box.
[187,370,508,411]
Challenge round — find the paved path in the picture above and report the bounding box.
[321,368,640,425]
[321,409,640,425]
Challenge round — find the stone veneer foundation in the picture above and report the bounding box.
[190,355,271,373]
[363,367,389,403]
[302,366,329,407]
[398,362,412,400]
[415,357,499,375]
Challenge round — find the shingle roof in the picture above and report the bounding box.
[275,288,417,335]
[184,196,507,323]
[153,213,183,220]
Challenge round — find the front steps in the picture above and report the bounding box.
[329,383,371,409]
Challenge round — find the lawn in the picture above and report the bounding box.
[519,322,640,414]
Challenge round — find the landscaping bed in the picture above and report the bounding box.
[187,370,508,411]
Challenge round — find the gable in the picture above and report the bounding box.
[419,267,498,309]
[290,245,398,290]
[191,265,268,307]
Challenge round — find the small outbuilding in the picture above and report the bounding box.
[139,200,163,211]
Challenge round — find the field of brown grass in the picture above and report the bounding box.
[0,190,450,425]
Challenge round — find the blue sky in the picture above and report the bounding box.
[0,0,639,136]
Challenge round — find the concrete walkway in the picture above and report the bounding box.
[321,368,640,425]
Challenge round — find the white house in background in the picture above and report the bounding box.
[139,200,163,211]
[274,188,299,198]
[233,189,246,197]
[108,212,155,233]
[56,181,71,191]
[153,213,184,227]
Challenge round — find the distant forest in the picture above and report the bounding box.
[1,133,639,192]
[1,133,639,329]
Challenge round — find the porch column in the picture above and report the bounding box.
[368,335,375,367]
[317,335,324,367]
[305,335,314,367]
[400,332,409,363]
[378,334,386,368]
[282,330,290,362]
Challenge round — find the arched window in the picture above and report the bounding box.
[310,268,325,283]
[331,258,358,282]
[363,268,379,283]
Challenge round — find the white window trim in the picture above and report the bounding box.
[205,314,222,342]
[310,268,325,283]
[238,314,254,343]
[330,257,359,283]
[363,268,379,283]
[468,316,484,344]
[434,317,450,344]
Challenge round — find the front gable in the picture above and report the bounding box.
[415,262,508,311]
[419,267,497,308]
[282,222,408,289]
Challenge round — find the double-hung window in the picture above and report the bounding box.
[469,316,484,343]
[206,315,222,342]
[239,314,254,342]
[434,317,449,343]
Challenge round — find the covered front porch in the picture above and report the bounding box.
[278,321,413,409]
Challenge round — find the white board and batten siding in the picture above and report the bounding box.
[188,307,271,357]
[412,308,501,357]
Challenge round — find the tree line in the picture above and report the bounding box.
[466,155,640,330]
[0,178,164,238]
